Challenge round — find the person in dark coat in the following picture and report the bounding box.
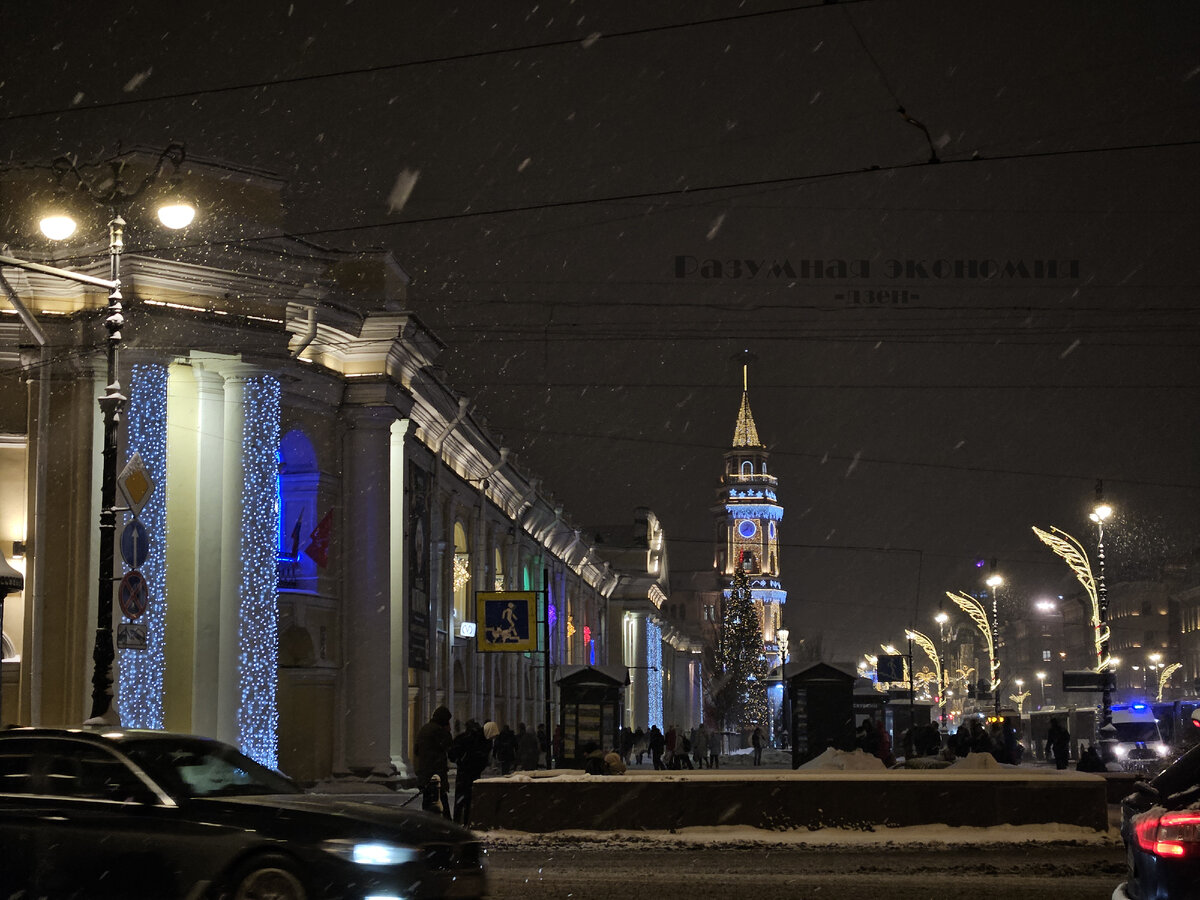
[1046,717,1071,770]
[516,722,540,771]
[494,724,518,774]
[413,705,453,817]
[648,725,666,770]
[448,719,492,825]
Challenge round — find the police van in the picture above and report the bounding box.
[1110,703,1170,772]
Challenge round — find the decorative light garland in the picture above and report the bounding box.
[238,376,281,768]
[724,504,783,521]
[119,364,169,728]
[646,618,663,729]
[1031,526,1109,672]
[453,552,471,591]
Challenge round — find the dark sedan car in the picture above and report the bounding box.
[1116,741,1200,900]
[0,727,487,899]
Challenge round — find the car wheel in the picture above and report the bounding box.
[226,854,308,900]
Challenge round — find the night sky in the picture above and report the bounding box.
[3,2,1198,659]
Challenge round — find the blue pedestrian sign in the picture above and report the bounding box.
[476,591,537,653]
[121,519,149,569]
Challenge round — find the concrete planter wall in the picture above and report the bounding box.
[469,770,1109,832]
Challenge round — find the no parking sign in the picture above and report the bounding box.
[118,569,149,620]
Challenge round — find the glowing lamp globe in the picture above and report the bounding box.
[40,214,77,241]
[157,202,196,230]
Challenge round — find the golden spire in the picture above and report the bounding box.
[732,363,761,447]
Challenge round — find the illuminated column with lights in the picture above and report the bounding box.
[342,397,402,773]
[216,362,281,766]
[117,364,169,728]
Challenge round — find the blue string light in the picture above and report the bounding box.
[646,618,663,729]
[119,364,169,728]
[237,376,281,768]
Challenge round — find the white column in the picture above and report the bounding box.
[189,367,226,737]
[388,419,412,776]
[342,405,395,772]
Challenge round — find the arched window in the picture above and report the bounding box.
[278,429,320,590]
[740,460,753,476]
[452,521,470,638]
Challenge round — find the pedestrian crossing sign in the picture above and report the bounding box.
[476,591,537,652]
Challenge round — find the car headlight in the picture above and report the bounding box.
[1113,745,1128,758]
[321,839,420,866]
[1155,743,1170,757]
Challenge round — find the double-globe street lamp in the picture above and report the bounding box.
[0,145,195,723]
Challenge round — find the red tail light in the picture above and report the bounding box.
[1135,810,1200,858]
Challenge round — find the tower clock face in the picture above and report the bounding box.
[737,519,757,539]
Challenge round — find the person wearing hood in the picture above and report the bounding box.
[449,720,494,825]
[413,705,453,817]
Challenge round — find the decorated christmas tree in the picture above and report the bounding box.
[714,559,769,731]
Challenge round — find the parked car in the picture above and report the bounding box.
[0,726,487,899]
[1115,739,1200,900]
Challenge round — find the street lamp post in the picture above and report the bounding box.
[1037,671,1046,707]
[934,611,949,725]
[986,563,1003,717]
[777,628,789,749]
[2,146,195,723]
[1089,485,1114,736]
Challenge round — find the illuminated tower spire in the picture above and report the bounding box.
[732,363,761,448]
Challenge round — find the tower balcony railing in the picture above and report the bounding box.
[726,471,778,485]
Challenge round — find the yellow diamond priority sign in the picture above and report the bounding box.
[118,452,155,516]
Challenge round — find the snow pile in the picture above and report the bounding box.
[948,753,1016,771]
[797,747,886,772]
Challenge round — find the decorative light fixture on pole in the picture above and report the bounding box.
[777,627,789,748]
[934,610,949,724]
[1088,483,1114,732]
[1037,670,1047,707]
[946,590,996,713]
[0,145,195,724]
[985,561,1003,717]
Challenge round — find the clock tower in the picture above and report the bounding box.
[714,364,787,666]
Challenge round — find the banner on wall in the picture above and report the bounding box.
[407,465,431,670]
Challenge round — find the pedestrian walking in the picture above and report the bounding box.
[448,719,491,825]
[1046,717,1071,770]
[752,725,765,766]
[413,705,453,817]
[516,722,540,771]
[692,726,709,768]
[494,724,518,774]
[648,724,666,770]
[708,728,721,768]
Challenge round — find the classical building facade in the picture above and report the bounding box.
[0,152,645,780]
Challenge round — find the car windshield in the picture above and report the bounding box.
[121,738,303,800]
[1114,723,1161,744]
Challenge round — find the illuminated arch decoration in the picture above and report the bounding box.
[238,375,281,768]
[118,364,169,728]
